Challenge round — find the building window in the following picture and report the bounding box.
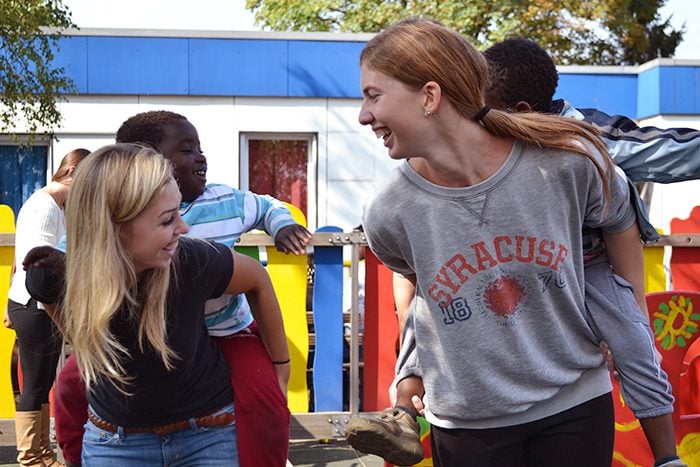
[241,133,316,228]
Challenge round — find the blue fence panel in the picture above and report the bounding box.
[311,226,345,411]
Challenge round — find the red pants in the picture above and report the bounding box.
[55,324,291,466]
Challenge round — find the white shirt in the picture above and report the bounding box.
[8,190,65,306]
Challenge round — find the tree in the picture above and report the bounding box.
[245,0,685,65]
[0,0,75,137]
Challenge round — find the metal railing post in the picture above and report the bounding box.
[349,230,363,416]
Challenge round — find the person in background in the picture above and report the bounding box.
[52,111,310,467]
[24,143,290,466]
[6,148,89,467]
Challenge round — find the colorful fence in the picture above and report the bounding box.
[1,205,700,466]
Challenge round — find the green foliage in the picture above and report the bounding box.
[246,0,685,65]
[0,0,75,138]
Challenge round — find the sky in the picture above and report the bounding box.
[63,0,700,60]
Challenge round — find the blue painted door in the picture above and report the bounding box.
[0,145,48,215]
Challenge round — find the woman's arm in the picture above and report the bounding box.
[224,252,290,395]
[393,273,416,338]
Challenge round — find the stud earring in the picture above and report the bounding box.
[424,110,432,117]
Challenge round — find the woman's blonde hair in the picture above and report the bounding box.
[63,143,178,390]
[361,19,614,197]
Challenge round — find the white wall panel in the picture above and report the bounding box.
[326,132,376,181]
[324,180,376,230]
[234,98,327,132]
[327,99,364,133]
[55,96,140,134]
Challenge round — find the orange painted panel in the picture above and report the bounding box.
[363,249,398,411]
[670,206,700,292]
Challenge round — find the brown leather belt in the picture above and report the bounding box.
[88,409,235,437]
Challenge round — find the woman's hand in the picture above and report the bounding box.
[273,361,290,400]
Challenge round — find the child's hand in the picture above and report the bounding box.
[599,341,620,381]
[274,224,311,255]
[411,394,425,416]
[23,246,65,274]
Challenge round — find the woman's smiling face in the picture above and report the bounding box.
[119,180,189,275]
[359,65,426,160]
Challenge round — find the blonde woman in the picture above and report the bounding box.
[353,19,662,466]
[7,148,89,466]
[24,143,289,466]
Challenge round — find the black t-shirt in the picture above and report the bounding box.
[28,237,234,426]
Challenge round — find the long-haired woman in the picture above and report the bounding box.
[355,19,647,466]
[25,143,289,466]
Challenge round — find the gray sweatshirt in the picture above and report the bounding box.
[363,141,636,430]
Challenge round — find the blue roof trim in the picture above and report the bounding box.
[555,73,638,118]
[189,38,289,95]
[658,66,700,115]
[50,35,700,118]
[288,41,365,98]
[638,66,661,117]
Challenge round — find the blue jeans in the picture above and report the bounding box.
[82,404,238,466]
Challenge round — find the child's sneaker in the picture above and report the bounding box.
[345,407,423,466]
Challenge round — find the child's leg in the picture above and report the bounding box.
[584,262,676,461]
[214,324,290,467]
[346,302,425,465]
[54,354,88,466]
[640,415,678,462]
[345,375,425,465]
[394,375,425,417]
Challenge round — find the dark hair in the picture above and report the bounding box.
[115,111,188,147]
[483,38,559,113]
[52,148,91,182]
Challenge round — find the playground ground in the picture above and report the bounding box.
[0,417,387,467]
